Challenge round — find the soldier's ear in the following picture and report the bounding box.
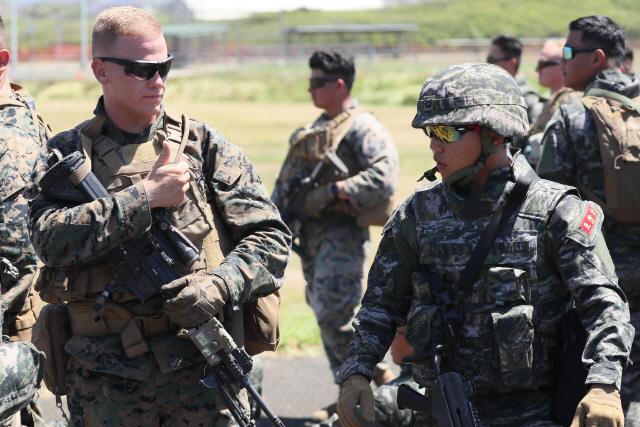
[91,59,108,84]
[593,48,607,69]
[0,49,10,70]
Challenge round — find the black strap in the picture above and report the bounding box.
[456,170,536,292]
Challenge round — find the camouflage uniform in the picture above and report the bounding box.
[272,106,399,381]
[523,87,581,168]
[537,68,640,425]
[27,99,291,426]
[339,64,634,426]
[0,83,49,342]
[516,74,545,126]
[0,84,50,427]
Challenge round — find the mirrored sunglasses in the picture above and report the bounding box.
[562,45,597,61]
[97,54,175,80]
[422,125,481,143]
[308,76,338,90]
[536,60,561,71]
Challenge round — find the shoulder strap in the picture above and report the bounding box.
[585,88,640,114]
[456,170,537,292]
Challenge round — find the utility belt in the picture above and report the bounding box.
[67,300,177,359]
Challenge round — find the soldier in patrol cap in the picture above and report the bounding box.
[27,6,290,425]
[0,14,51,427]
[336,63,634,426]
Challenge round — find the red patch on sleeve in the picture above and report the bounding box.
[580,206,597,235]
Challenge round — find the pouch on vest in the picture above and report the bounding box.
[31,303,71,397]
[581,89,640,223]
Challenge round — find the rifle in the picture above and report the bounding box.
[39,150,199,302]
[280,150,349,255]
[187,316,285,427]
[40,150,284,426]
[397,346,481,427]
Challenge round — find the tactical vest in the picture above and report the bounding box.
[405,178,576,395]
[277,108,394,226]
[39,111,264,360]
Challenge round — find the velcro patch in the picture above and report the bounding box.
[580,205,598,235]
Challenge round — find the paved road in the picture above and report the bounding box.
[39,355,338,427]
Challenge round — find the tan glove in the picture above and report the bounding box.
[303,184,334,217]
[570,384,624,427]
[337,375,375,427]
[161,274,227,328]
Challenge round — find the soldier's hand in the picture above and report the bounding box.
[570,384,624,427]
[161,274,228,328]
[337,375,375,427]
[143,140,190,209]
[303,184,334,217]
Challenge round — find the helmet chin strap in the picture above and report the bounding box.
[421,128,500,186]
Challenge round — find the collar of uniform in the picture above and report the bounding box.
[585,68,640,99]
[93,96,166,146]
[317,100,359,123]
[443,151,523,220]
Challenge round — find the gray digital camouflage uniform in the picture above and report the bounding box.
[339,64,634,427]
[0,83,50,427]
[272,106,399,381]
[537,68,640,425]
[27,99,291,426]
[523,87,581,169]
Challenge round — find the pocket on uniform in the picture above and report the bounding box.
[405,304,444,356]
[491,304,534,389]
[487,267,530,306]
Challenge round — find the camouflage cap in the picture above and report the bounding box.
[411,63,529,137]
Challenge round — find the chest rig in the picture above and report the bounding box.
[405,176,574,395]
[60,111,231,358]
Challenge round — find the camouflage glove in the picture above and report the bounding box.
[337,375,375,427]
[570,384,624,427]
[161,274,228,328]
[303,184,334,217]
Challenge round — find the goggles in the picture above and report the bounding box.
[96,54,175,80]
[535,59,561,71]
[309,76,338,90]
[422,124,481,143]
[562,45,597,61]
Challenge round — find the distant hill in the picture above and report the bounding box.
[6,0,640,51]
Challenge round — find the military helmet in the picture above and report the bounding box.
[411,63,529,138]
[0,341,44,420]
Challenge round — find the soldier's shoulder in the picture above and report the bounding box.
[552,194,603,247]
[211,133,253,185]
[351,110,389,134]
[522,178,578,221]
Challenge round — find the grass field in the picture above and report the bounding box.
[35,94,429,355]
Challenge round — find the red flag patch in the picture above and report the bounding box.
[580,206,597,235]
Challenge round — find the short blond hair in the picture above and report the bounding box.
[92,6,162,56]
[540,38,565,61]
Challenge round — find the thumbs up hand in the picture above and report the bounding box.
[142,140,190,209]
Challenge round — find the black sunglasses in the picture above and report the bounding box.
[309,76,338,90]
[97,54,175,80]
[562,45,597,61]
[535,59,561,71]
